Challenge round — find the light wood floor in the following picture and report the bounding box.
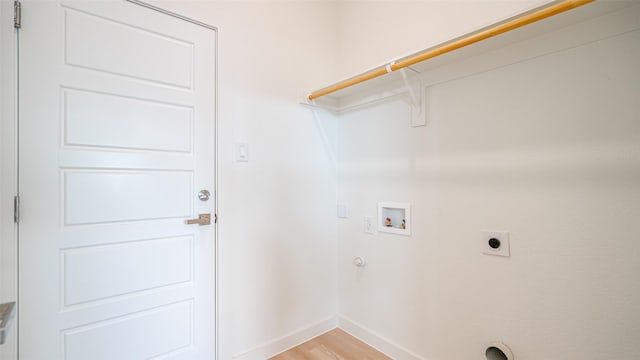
[269,328,391,360]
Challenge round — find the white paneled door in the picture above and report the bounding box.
[18,1,216,359]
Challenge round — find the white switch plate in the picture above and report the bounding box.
[235,142,249,162]
[337,204,349,219]
[364,216,374,234]
[481,230,510,257]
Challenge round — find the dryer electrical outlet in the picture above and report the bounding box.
[481,230,510,257]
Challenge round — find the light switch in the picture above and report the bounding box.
[235,142,249,162]
[337,204,349,219]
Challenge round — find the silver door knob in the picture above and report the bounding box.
[198,190,210,201]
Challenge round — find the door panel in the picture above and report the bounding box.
[61,235,193,306]
[63,88,194,153]
[62,300,193,360]
[63,5,194,88]
[63,170,192,225]
[19,1,216,359]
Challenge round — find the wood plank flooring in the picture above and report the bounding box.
[269,328,391,360]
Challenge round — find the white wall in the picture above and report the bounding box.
[337,5,640,360]
[1,1,340,359]
[147,2,340,359]
[3,1,638,360]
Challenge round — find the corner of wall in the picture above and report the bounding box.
[338,315,427,360]
[231,316,338,360]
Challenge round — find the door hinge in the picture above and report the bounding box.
[214,213,218,224]
[13,196,20,223]
[14,1,21,29]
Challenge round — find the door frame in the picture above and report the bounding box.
[0,1,219,358]
[0,1,18,358]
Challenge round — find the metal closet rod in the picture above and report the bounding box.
[308,0,594,101]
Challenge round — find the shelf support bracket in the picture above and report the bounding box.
[308,103,337,173]
[399,68,426,127]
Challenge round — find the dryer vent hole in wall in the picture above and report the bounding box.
[485,342,514,360]
[486,347,509,360]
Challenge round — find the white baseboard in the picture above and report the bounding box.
[229,314,427,360]
[231,316,338,360]
[338,315,427,360]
